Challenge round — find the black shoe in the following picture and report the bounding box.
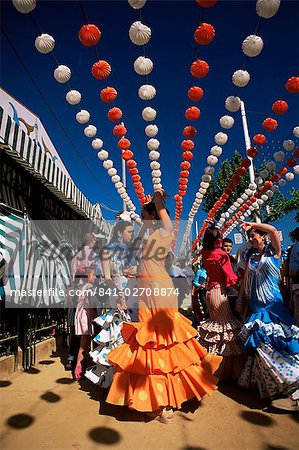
[65,360,73,371]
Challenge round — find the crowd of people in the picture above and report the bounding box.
[64,190,299,421]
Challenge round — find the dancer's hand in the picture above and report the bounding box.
[240,221,252,231]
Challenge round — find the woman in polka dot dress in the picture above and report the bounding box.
[106,190,222,423]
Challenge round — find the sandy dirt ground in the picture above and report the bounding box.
[0,348,298,450]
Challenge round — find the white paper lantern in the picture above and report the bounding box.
[103,159,113,169]
[134,56,153,75]
[128,0,147,10]
[236,198,243,205]
[232,70,250,87]
[138,84,156,100]
[149,150,160,160]
[204,166,215,175]
[278,179,286,187]
[266,161,276,171]
[248,183,257,191]
[129,21,151,46]
[76,110,90,124]
[66,90,81,105]
[152,170,162,178]
[117,187,126,194]
[293,165,299,175]
[92,138,103,150]
[120,193,127,199]
[215,132,228,145]
[108,168,117,177]
[142,107,156,121]
[245,189,253,196]
[200,181,209,189]
[147,138,160,150]
[293,126,299,138]
[145,124,158,137]
[219,115,234,129]
[242,35,264,57]
[259,169,269,179]
[115,182,124,189]
[153,184,162,191]
[35,34,55,54]
[207,155,218,166]
[97,150,109,161]
[12,0,36,13]
[54,65,71,83]
[152,177,161,184]
[241,193,248,200]
[285,172,295,182]
[111,175,121,184]
[266,190,274,198]
[194,198,201,205]
[283,139,295,151]
[196,192,203,199]
[255,177,263,185]
[271,185,279,192]
[256,0,281,19]
[261,194,269,201]
[225,96,241,112]
[84,125,97,137]
[150,161,160,170]
[199,188,207,194]
[210,145,222,157]
[257,198,264,206]
[273,151,285,162]
[227,208,233,214]
[201,174,212,183]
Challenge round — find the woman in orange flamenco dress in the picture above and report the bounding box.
[106,189,222,423]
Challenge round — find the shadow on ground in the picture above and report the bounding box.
[88,426,122,444]
[219,382,269,410]
[6,413,35,429]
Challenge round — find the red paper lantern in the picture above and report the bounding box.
[278,166,287,176]
[122,150,134,161]
[272,173,281,182]
[178,190,186,196]
[182,151,194,161]
[129,168,138,175]
[132,174,141,182]
[185,106,201,121]
[294,147,299,158]
[286,158,297,167]
[79,24,101,46]
[188,86,204,102]
[253,134,266,146]
[181,161,191,170]
[181,140,195,151]
[250,196,256,203]
[232,174,241,184]
[174,194,182,202]
[180,170,189,178]
[236,166,246,176]
[183,126,197,138]
[241,158,251,168]
[108,107,122,122]
[262,118,278,132]
[126,160,137,169]
[190,59,209,78]
[259,186,266,193]
[179,178,188,185]
[118,138,131,150]
[255,192,261,199]
[247,147,259,158]
[196,1,218,7]
[194,23,215,45]
[272,100,288,115]
[133,182,142,189]
[100,86,117,103]
[285,76,299,93]
[92,60,111,80]
[264,181,273,189]
[179,184,187,191]
[113,123,127,137]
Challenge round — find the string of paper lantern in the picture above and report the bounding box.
[128,0,163,195]
[174,0,219,251]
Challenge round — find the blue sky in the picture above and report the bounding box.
[1,0,299,248]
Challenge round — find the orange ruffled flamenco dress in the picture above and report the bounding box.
[106,229,222,412]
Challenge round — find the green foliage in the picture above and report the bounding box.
[202,151,298,223]
[202,150,250,220]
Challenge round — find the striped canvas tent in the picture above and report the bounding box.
[0,203,70,307]
[0,106,100,220]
